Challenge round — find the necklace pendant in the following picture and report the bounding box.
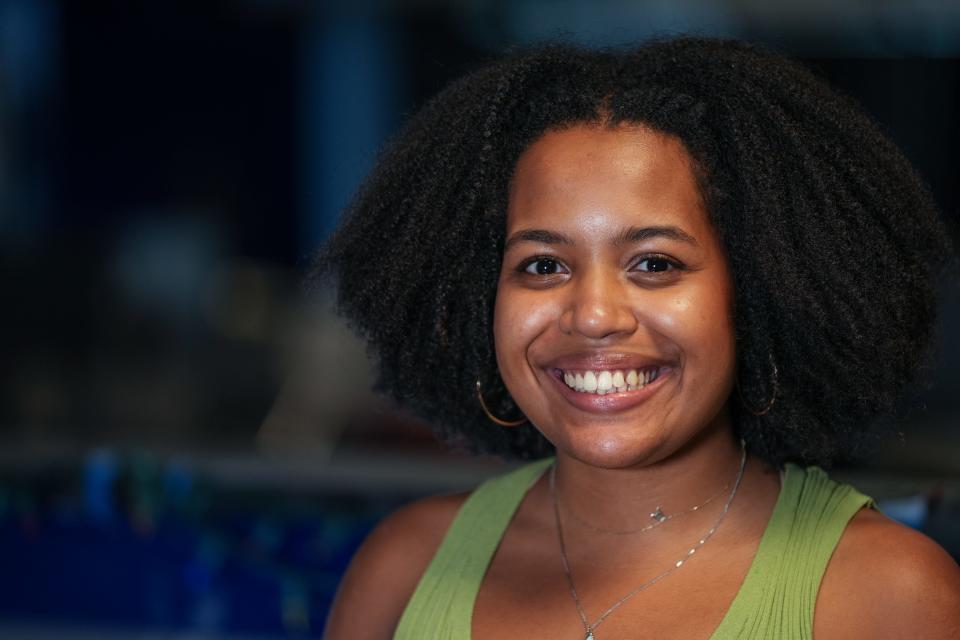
[585,632,595,640]
[650,507,667,522]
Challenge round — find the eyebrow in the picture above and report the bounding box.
[503,225,699,252]
[616,225,699,247]
[503,229,575,253]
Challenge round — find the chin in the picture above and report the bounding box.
[553,424,669,469]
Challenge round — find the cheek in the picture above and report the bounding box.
[649,284,736,376]
[492,285,525,379]
[493,287,560,379]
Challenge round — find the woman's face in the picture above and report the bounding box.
[494,124,736,469]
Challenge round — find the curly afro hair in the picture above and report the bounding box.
[313,37,953,468]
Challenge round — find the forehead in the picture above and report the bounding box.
[507,124,709,237]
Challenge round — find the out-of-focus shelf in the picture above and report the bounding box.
[0,438,514,497]
[0,436,958,500]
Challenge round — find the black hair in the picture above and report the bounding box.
[314,37,953,468]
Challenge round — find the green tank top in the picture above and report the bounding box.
[394,459,874,639]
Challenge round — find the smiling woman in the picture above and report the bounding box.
[315,38,960,639]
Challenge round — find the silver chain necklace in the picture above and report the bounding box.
[549,441,747,640]
[561,479,729,536]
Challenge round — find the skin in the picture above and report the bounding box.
[475,122,778,638]
[323,124,960,639]
[495,122,738,476]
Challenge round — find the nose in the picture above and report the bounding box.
[559,268,638,340]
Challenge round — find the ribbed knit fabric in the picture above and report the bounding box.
[393,459,872,639]
[710,464,874,639]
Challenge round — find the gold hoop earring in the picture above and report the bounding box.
[737,354,779,417]
[476,379,526,427]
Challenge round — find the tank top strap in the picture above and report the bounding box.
[710,463,874,639]
[393,458,554,640]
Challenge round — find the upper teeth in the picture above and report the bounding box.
[562,368,659,394]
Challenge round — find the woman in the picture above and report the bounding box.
[318,38,960,638]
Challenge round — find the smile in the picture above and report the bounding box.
[546,364,672,414]
[559,367,662,395]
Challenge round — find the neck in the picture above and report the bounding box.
[551,419,743,535]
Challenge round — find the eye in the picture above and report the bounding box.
[522,257,566,276]
[634,255,683,273]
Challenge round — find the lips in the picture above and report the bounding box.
[541,352,674,414]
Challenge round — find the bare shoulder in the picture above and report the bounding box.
[815,507,960,640]
[322,491,470,640]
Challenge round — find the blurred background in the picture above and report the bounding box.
[0,1,958,637]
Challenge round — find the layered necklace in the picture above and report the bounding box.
[548,441,748,640]
[563,481,728,536]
